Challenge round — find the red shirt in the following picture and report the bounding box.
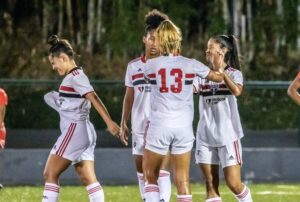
[0,88,8,106]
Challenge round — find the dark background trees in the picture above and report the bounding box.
[0,0,299,80]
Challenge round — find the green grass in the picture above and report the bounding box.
[1,183,300,202]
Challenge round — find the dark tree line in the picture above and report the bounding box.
[0,0,299,80]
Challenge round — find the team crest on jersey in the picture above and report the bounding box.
[133,141,137,148]
[211,84,218,95]
[138,86,144,92]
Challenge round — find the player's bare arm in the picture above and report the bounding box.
[223,72,243,96]
[85,91,120,136]
[206,70,224,83]
[287,75,300,106]
[119,87,134,146]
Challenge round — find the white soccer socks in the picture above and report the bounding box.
[144,184,160,202]
[177,194,192,202]
[137,172,146,200]
[206,196,222,202]
[42,183,60,202]
[234,185,252,202]
[86,182,104,202]
[158,170,171,202]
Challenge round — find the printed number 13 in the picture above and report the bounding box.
[158,68,182,93]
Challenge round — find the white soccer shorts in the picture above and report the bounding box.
[195,140,242,168]
[132,132,145,155]
[50,120,97,164]
[144,122,195,155]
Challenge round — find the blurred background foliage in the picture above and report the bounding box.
[0,0,299,80]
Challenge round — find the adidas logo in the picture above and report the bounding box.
[138,68,142,72]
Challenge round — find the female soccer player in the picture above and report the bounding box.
[288,71,300,105]
[194,35,253,202]
[0,88,8,189]
[119,9,172,202]
[0,88,8,150]
[142,20,224,202]
[42,35,119,202]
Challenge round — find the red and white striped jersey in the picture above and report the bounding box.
[194,66,244,146]
[45,67,94,121]
[144,55,210,128]
[125,56,151,134]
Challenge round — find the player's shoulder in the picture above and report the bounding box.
[226,66,242,75]
[128,56,146,66]
[226,66,239,72]
[69,67,84,77]
[0,88,7,97]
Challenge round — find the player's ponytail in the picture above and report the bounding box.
[212,35,241,70]
[228,35,241,70]
[156,20,182,55]
[47,35,75,59]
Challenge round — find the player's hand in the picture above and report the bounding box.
[106,121,120,137]
[119,124,129,146]
[216,50,225,72]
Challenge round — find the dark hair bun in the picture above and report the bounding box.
[48,35,59,46]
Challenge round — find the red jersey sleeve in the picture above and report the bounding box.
[0,89,8,106]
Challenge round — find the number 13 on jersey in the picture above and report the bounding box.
[158,68,183,93]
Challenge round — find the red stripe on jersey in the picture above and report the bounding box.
[60,86,76,92]
[148,73,156,78]
[132,73,144,80]
[200,84,227,90]
[72,70,79,76]
[185,74,195,78]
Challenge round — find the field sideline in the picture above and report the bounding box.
[0,183,300,202]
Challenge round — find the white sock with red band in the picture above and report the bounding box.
[144,184,160,202]
[158,170,171,202]
[42,182,60,202]
[177,194,192,202]
[86,182,104,202]
[206,196,222,202]
[234,185,252,202]
[137,172,145,200]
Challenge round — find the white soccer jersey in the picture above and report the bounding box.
[47,67,94,122]
[195,66,244,147]
[125,56,151,134]
[144,55,210,128]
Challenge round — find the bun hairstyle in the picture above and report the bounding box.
[48,35,75,58]
[212,35,241,70]
[144,9,169,34]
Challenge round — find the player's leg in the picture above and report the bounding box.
[143,149,165,202]
[222,141,252,202]
[159,153,172,202]
[134,155,145,201]
[196,143,222,202]
[74,160,104,202]
[169,125,194,201]
[171,151,192,202]
[200,164,222,202]
[133,133,146,201]
[42,154,71,202]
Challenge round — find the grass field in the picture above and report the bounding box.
[1,183,300,202]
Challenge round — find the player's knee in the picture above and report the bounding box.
[43,169,59,182]
[225,180,243,194]
[144,169,159,184]
[78,175,93,186]
[175,180,190,195]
